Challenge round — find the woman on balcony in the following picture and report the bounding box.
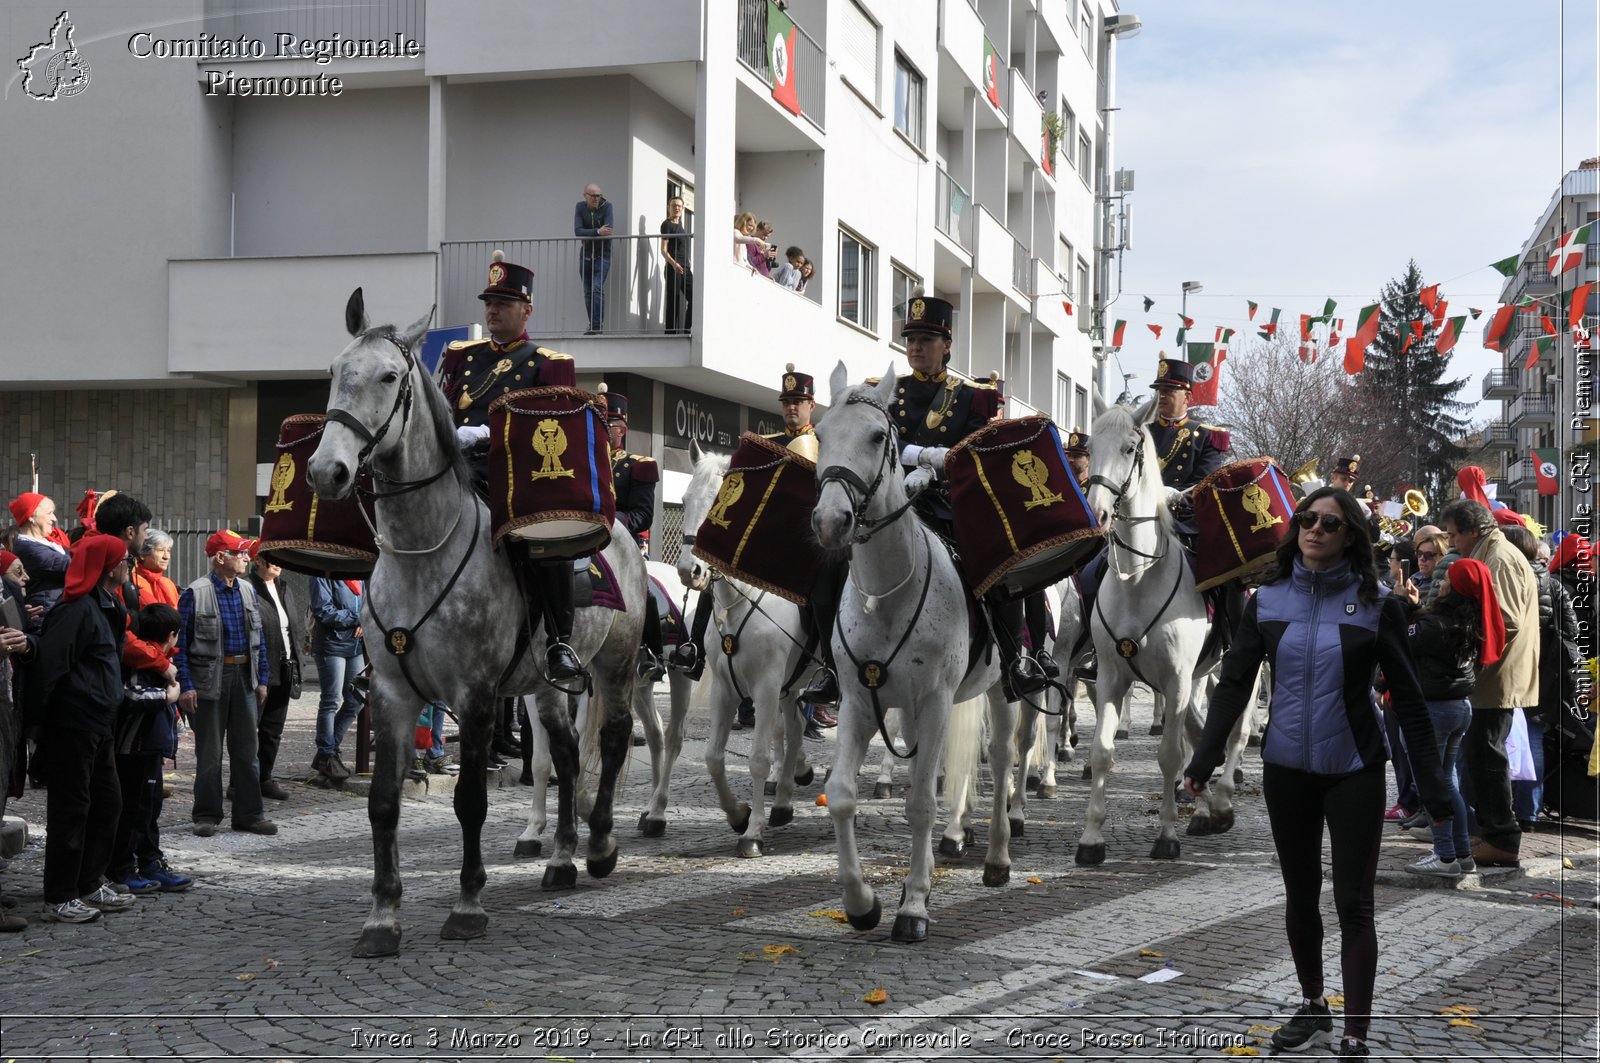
[733,212,768,270]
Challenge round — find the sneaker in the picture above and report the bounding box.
[1382,803,1409,822]
[1270,999,1333,1052]
[310,752,335,779]
[233,818,279,836]
[141,864,193,892]
[193,820,218,837]
[1405,853,1461,877]
[330,751,355,780]
[82,883,136,912]
[261,778,290,801]
[43,898,101,923]
[1456,855,1477,874]
[117,874,163,896]
[1338,1038,1369,1057]
[1397,809,1430,829]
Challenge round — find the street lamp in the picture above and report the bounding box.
[1181,280,1203,345]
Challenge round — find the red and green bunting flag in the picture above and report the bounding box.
[1482,305,1515,352]
[1186,342,1223,406]
[1489,254,1521,277]
[1533,448,1561,495]
[1419,285,1440,313]
[1548,224,1591,277]
[1527,335,1554,370]
[1568,282,1594,328]
[1147,323,1162,338]
[1436,316,1466,355]
[1247,300,1258,320]
[766,1,801,115]
[1111,319,1127,346]
[1258,307,1281,339]
[1299,313,1314,341]
[1343,303,1381,373]
[1142,296,1155,312]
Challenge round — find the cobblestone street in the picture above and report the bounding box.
[1,685,1596,1061]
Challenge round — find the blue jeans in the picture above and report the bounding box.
[427,702,447,758]
[1422,698,1471,861]
[1513,715,1548,825]
[579,254,610,331]
[315,652,362,758]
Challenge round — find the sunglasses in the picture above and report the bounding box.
[1294,512,1346,533]
[1416,550,1439,561]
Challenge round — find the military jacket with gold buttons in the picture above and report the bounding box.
[437,337,576,428]
[1149,416,1230,490]
[761,424,818,462]
[891,370,996,450]
[610,451,658,545]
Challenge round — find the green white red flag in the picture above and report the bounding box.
[1533,448,1561,495]
[1111,319,1127,346]
[1548,225,1591,277]
[766,1,801,115]
[1187,342,1223,405]
[1528,336,1553,370]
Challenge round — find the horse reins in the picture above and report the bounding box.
[815,391,919,545]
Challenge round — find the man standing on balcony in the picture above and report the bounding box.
[575,184,614,335]
[660,195,692,335]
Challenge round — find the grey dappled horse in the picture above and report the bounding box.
[307,290,647,957]
[1076,398,1252,864]
[515,558,697,850]
[677,443,816,857]
[812,364,1018,943]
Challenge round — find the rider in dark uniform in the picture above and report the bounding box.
[438,252,585,694]
[1148,358,1230,497]
[892,296,1046,697]
[601,389,666,680]
[1328,453,1381,542]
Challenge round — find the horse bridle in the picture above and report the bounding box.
[815,391,919,544]
[324,334,454,499]
[1083,432,1169,566]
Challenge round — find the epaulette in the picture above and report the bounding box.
[631,454,656,464]
[969,377,997,390]
[535,347,572,360]
[446,339,481,351]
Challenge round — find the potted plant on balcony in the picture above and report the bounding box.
[1041,111,1065,166]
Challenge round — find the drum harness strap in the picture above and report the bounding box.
[1084,433,1185,691]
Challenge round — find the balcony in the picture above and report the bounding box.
[1032,259,1071,336]
[1509,392,1555,427]
[1482,421,1517,451]
[1012,238,1030,296]
[736,0,826,131]
[1482,367,1520,399]
[1504,456,1534,491]
[440,235,690,339]
[936,0,985,96]
[934,166,972,250]
[205,0,425,52]
[1008,67,1044,160]
[982,36,1007,117]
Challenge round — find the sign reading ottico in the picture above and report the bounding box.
[127,30,421,96]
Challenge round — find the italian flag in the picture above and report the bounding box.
[1548,224,1591,277]
[1436,316,1466,355]
[1111,319,1127,346]
[1187,342,1223,406]
[1533,448,1561,495]
[766,1,801,116]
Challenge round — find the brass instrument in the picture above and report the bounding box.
[1288,457,1324,497]
[1403,488,1428,521]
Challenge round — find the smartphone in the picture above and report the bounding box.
[1399,560,1412,583]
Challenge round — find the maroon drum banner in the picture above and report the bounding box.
[1191,457,1297,591]
[488,386,614,558]
[691,432,821,605]
[946,417,1103,599]
[257,413,379,578]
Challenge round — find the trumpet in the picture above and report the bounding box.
[1289,457,1324,497]
[1403,488,1428,520]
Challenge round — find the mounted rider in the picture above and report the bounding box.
[600,388,667,680]
[436,252,584,688]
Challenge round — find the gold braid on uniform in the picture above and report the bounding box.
[925,376,963,431]
[456,357,515,410]
[1156,425,1189,471]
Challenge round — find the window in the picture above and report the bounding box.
[893,51,925,148]
[1076,258,1090,313]
[1075,386,1089,434]
[1059,101,1075,166]
[890,262,920,342]
[839,0,881,105]
[1081,3,1093,56]
[1056,372,1073,424]
[1077,132,1092,186]
[838,227,877,332]
[1059,237,1074,280]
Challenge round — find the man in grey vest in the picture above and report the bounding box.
[175,530,276,836]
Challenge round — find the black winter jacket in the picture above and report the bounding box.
[1406,612,1476,700]
[26,586,125,735]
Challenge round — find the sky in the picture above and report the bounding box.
[1109,0,1599,422]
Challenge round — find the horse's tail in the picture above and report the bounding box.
[942,695,988,795]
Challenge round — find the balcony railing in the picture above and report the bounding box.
[1509,392,1555,425]
[1482,367,1520,399]
[934,167,972,250]
[1504,456,1534,490]
[736,0,827,130]
[203,0,425,54]
[1012,236,1030,295]
[440,234,692,338]
[1482,421,1517,450]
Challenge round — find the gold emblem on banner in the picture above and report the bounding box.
[707,472,745,528]
[264,453,296,514]
[910,298,926,320]
[1012,450,1064,510]
[530,419,575,481]
[1242,483,1283,533]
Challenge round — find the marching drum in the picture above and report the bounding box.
[1191,457,1297,591]
[945,417,1102,599]
[488,386,615,558]
[257,414,379,578]
[691,432,822,605]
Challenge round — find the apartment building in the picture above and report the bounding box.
[2,0,1131,552]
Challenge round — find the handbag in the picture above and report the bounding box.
[287,656,303,700]
[1506,707,1537,782]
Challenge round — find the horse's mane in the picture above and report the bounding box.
[365,324,471,489]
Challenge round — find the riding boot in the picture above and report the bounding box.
[670,589,711,680]
[494,698,520,760]
[532,559,585,684]
[799,555,844,706]
[637,593,666,681]
[1024,591,1058,678]
[992,597,1045,698]
[518,701,535,785]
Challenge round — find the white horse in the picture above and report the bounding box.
[678,442,817,857]
[514,559,698,855]
[307,290,647,957]
[1075,397,1249,863]
[812,364,1017,943]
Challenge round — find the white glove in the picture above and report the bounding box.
[903,447,948,498]
[904,465,937,498]
[900,444,926,466]
[1163,486,1184,509]
[455,424,490,448]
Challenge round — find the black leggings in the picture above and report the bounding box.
[1262,761,1385,1043]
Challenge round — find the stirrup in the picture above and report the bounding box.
[350,668,372,705]
[543,641,590,695]
[1007,654,1047,696]
[1035,649,1061,680]
[799,668,840,707]
[636,646,666,682]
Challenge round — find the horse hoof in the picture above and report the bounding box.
[1081,764,1093,780]
[1069,732,1080,748]
[1075,843,1106,866]
[768,806,793,827]
[737,837,765,858]
[764,780,777,797]
[439,911,488,940]
[352,926,401,958]
[891,913,929,942]
[1115,728,1130,741]
[1009,817,1025,838]
[847,896,882,931]
[1148,723,1163,736]
[1036,783,1057,800]
[513,838,543,859]
[873,782,893,800]
[964,826,977,847]
[730,803,751,834]
[794,767,815,786]
[983,863,1011,887]
[1026,772,1040,791]
[937,836,965,859]
[638,816,667,838]
[541,864,578,891]
[1212,809,1235,834]
[1150,838,1181,860]
[1233,767,1245,786]
[1186,815,1213,836]
[587,848,619,879]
